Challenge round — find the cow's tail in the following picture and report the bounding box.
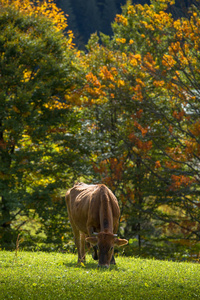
[65,188,73,223]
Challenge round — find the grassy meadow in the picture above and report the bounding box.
[0,251,200,300]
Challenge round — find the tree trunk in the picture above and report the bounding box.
[1,196,11,229]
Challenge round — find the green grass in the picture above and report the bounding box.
[0,251,200,300]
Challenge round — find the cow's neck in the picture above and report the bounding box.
[100,196,113,233]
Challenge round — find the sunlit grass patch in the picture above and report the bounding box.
[0,251,200,299]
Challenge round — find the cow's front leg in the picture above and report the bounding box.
[87,226,99,260]
[110,255,116,265]
[92,245,98,260]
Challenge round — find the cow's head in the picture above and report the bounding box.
[86,232,128,267]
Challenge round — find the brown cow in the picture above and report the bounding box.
[65,183,128,267]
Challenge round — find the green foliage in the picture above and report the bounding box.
[1,251,200,299]
[0,3,83,248]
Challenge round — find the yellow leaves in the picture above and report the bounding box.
[34,0,68,32]
[173,19,181,30]
[116,38,126,44]
[143,52,157,73]
[127,5,136,16]
[22,69,32,83]
[141,21,154,31]
[85,66,126,103]
[135,54,142,62]
[129,39,134,45]
[85,71,108,103]
[115,14,128,26]
[109,83,115,89]
[1,0,68,32]
[128,1,173,32]
[80,262,86,268]
[169,42,180,54]
[44,96,69,110]
[153,80,165,87]
[151,0,174,11]
[86,72,101,87]
[66,30,75,48]
[162,54,176,70]
[130,58,138,67]
[31,175,56,188]
[136,78,145,87]
[117,79,125,88]
[99,66,115,82]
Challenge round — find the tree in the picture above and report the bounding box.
[0,0,82,248]
[80,0,200,258]
[111,0,200,251]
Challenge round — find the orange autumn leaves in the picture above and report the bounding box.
[82,0,200,198]
[84,63,127,104]
[93,157,124,189]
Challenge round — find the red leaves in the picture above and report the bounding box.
[172,110,185,121]
[169,175,194,191]
[93,157,124,187]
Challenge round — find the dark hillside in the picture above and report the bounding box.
[55,0,199,48]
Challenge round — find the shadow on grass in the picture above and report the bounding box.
[63,261,121,271]
[64,261,97,269]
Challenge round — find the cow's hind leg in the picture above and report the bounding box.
[74,231,82,263]
[70,226,83,263]
[80,232,86,262]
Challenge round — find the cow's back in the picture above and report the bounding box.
[66,183,120,235]
[65,183,99,234]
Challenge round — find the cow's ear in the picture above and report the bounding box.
[114,238,128,247]
[85,237,98,245]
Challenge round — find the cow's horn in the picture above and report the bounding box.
[93,232,98,236]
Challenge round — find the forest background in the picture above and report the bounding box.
[0,0,200,261]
